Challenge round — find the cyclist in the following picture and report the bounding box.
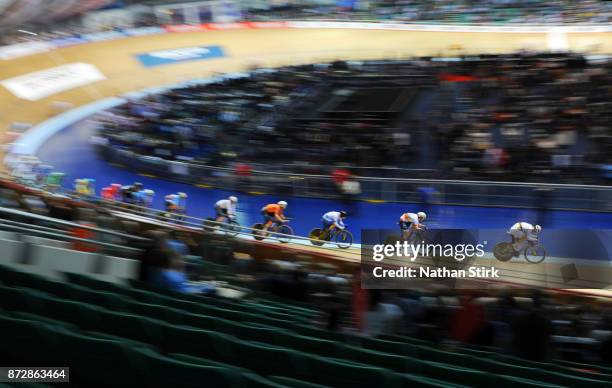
[121,182,143,204]
[110,183,123,201]
[215,196,238,222]
[322,211,347,236]
[508,222,542,256]
[13,155,39,184]
[102,183,124,201]
[86,179,96,196]
[398,211,427,241]
[177,192,188,213]
[134,189,155,209]
[165,192,188,214]
[75,178,95,197]
[45,172,65,192]
[261,201,288,231]
[34,164,53,187]
[101,186,114,200]
[74,179,87,195]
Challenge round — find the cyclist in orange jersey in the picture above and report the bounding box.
[261,201,288,231]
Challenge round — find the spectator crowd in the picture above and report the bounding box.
[249,0,612,25]
[3,0,612,46]
[96,53,612,184]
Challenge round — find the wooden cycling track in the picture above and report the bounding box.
[1,26,611,295]
[1,27,611,137]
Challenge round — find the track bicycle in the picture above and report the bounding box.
[308,227,353,249]
[251,221,294,243]
[204,216,241,237]
[493,236,546,264]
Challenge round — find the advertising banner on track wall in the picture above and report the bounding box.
[136,45,225,67]
[0,63,106,101]
[81,30,127,42]
[0,41,53,60]
[162,21,288,32]
[123,26,167,36]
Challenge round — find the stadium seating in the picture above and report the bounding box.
[1,264,611,387]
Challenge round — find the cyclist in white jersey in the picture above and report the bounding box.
[322,211,347,233]
[398,211,426,240]
[215,196,238,222]
[508,222,542,255]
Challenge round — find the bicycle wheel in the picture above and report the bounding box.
[251,223,265,241]
[524,243,546,264]
[493,242,514,262]
[275,224,294,243]
[224,221,241,238]
[334,230,353,249]
[309,228,325,246]
[203,218,217,232]
[384,234,402,245]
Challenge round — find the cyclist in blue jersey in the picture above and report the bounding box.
[165,192,188,214]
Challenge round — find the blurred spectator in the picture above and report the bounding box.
[246,0,612,25]
[166,230,190,257]
[259,267,310,302]
[138,230,173,281]
[2,0,612,49]
[450,294,487,344]
[363,290,404,336]
[395,290,426,336]
[70,208,98,252]
[511,292,553,361]
[234,163,252,190]
[148,254,215,294]
[332,167,351,187]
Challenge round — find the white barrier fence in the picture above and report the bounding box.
[0,238,139,285]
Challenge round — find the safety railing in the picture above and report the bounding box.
[0,207,148,254]
[50,190,359,256]
[99,146,612,213]
[0,173,360,255]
